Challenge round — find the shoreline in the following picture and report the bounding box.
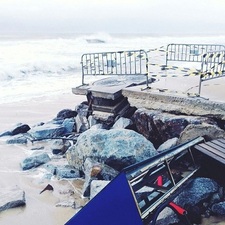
[0,92,86,225]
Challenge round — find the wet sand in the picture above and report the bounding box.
[0,93,86,225]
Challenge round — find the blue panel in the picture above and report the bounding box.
[65,172,143,225]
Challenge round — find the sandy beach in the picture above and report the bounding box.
[0,93,86,225]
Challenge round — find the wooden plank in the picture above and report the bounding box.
[217,139,225,145]
[206,142,225,154]
[194,145,225,164]
[211,140,225,149]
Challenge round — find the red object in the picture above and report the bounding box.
[169,202,186,215]
[157,176,163,186]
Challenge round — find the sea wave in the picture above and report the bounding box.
[0,33,225,103]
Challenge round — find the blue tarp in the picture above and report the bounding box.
[65,172,143,225]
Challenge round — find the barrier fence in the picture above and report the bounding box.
[165,43,225,66]
[80,43,225,96]
[81,49,149,86]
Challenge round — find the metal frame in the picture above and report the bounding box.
[81,49,149,86]
[165,43,225,67]
[199,50,225,94]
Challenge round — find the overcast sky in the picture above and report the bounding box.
[0,0,225,35]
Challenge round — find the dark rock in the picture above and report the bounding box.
[175,177,219,207]
[132,108,218,148]
[66,128,157,171]
[211,201,225,215]
[56,165,80,179]
[6,134,28,144]
[28,123,65,139]
[40,184,54,194]
[56,109,77,120]
[20,152,51,170]
[0,186,26,212]
[11,123,30,135]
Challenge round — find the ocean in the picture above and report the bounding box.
[0,33,225,104]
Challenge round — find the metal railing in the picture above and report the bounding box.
[165,43,225,67]
[199,50,225,94]
[81,49,149,86]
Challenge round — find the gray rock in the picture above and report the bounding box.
[75,103,89,117]
[20,152,51,170]
[56,165,80,179]
[6,134,28,144]
[28,123,65,139]
[75,114,89,133]
[66,128,157,171]
[112,117,133,129]
[157,137,178,152]
[0,186,26,212]
[51,139,71,155]
[62,118,76,134]
[90,180,110,199]
[89,124,104,130]
[88,115,98,128]
[179,123,225,144]
[211,201,225,215]
[0,130,12,137]
[81,158,118,197]
[174,177,219,207]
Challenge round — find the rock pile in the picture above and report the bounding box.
[0,98,225,224]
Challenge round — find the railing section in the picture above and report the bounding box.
[199,50,225,94]
[81,49,149,85]
[166,43,225,66]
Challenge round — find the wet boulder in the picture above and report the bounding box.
[56,165,80,179]
[28,123,65,139]
[6,134,28,144]
[66,128,157,172]
[0,186,26,212]
[20,152,51,170]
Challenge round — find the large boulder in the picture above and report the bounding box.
[179,123,225,143]
[132,108,217,148]
[66,128,157,171]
